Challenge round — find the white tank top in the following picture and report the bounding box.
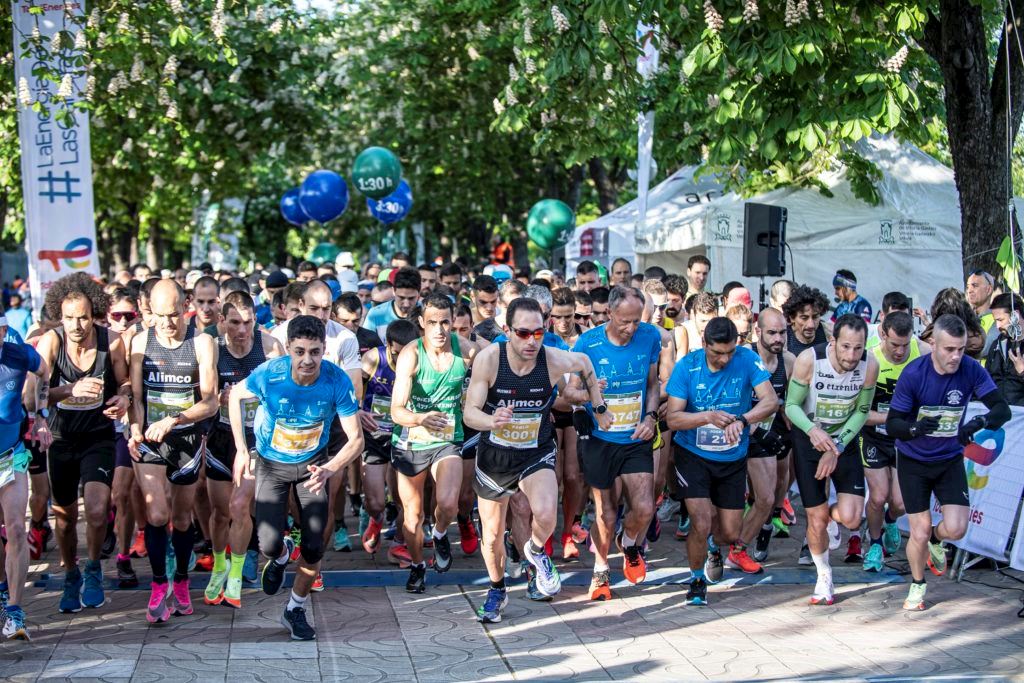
[802,343,867,435]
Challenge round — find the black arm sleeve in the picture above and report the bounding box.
[885,408,915,441]
[979,389,1012,431]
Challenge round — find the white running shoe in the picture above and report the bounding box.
[810,573,835,605]
[827,520,842,551]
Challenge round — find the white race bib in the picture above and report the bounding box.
[696,425,732,452]
[605,391,642,433]
[918,406,965,438]
[490,413,542,449]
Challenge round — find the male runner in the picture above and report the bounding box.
[470,275,499,327]
[675,292,717,359]
[574,285,661,600]
[785,314,878,605]
[574,290,593,330]
[36,274,131,612]
[610,258,632,287]
[0,311,52,640]
[832,270,872,322]
[575,261,601,293]
[860,312,928,572]
[685,255,711,298]
[466,297,610,621]
[885,314,1009,609]
[965,270,995,334]
[191,276,222,333]
[390,293,478,592]
[783,285,830,356]
[664,275,687,327]
[666,317,776,604]
[203,292,283,607]
[127,280,219,623]
[230,314,364,639]
[363,267,421,343]
[590,287,610,326]
[866,292,913,349]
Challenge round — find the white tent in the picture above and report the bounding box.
[572,137,964,312]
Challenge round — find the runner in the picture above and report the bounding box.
[35,273,131,613]
[334,292,384,356]
[685,255,711,298]
[465,297,609,621]
[574,291,593,330]
[675,292,717,359]
[0,310,52,640]
[390,292,478,592]
[127,279,219,624]
[203,292,284,608]
[782,285,830,356]
[831,270,872,322]
[590,287,610,326]
[229,314,364,639]
[866,292,913,349]
[784,314,878,605]
[885,314,1010,610]
[470,275,499,327]
[665,316,777,604]
[549,287,584,560]
[474,279,524,342]
[965,270,995,334]
[573,285,662,600]
[363,267,421,343]
[190,276,222,333]
[663,275,687,327]
[860,311,928,572]
[610,258,633,287]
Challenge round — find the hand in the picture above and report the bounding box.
[417,411,450,432]
[233,448,254,487]
[724,419,744,444]
[958,415,986,446]
[145,415,178,444]
[490,406,514,430]
[597,378,608,392]
[630,415,656,442]
[1010,347,1024,375]
[31,417,53,452]
[127,425,144,461]
[913,307,929,323]
[594,408,613,432]
[71,377,103,399]
[807,426,839,456]
[219,383,232,407]
[304,461,336,495]
[705,410,735,429]
[911,415,941,438]
[815,451,838,480]
[103,394,130,420]
[358,409,380,433]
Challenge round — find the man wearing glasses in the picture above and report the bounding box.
[574,290,593,330]
[966,270,995,334]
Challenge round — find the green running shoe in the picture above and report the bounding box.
[862,542,884,572]
[771,516,790,538]
[927,541,947,576]
[223,576,242,609]
[883,522,901,555]
[903,581,926,610]
[204,563,230,605]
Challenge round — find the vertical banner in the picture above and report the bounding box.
[12,0,98,310]
[635,21,659,246]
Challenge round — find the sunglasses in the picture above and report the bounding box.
[970,270,994,286]
[654,303,669,311]
[109,311,139,323]
[512,327,545,340]
[575,313,591,321]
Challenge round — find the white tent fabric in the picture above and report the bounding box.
[572,137,964,312]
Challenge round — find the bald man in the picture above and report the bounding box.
[128,280,219,624]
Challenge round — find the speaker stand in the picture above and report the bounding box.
[758,277,767,312]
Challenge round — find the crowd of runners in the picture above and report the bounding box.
[0,253,1012,641]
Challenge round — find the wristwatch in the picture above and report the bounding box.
[736,414,749,429]
[595,404,608,415]
[37,408,49,420]
[645,410,659,421]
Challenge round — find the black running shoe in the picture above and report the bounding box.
[262,537,293,596]
[686,577,708,606]
[101,519,117,560]
[433,533,452,573]
[504,530,521,564]
[753,526,772,563]
[406,564,426,593]
[116,558,139,589]
[281,606,316,640]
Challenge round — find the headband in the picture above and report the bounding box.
[833,274,857,291]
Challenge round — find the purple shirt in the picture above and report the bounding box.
[891,354,997,462]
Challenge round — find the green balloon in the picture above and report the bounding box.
[309,242,341,266]
[527,199,575,250]
[352,147,403,199]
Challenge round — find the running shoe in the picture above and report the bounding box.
[82,562,105,608]
[388,543,412,568]
[809,573,835,605]
[171,577,193,616]
[685,577,708,606]
[0,581,8,608]
[204,563,230,605]
[28,525,46,561]
[101,514,117,559]
[503,531,523,578]
[827,520,842,551]
[362,517,383,555]
[422,523,434,548]
[844,535,863,563]
[333,525,352,552]
[311,572,325,592]
[725,545,764,574]
[752,526,772,563]
[242,549,259,583]
[524,564,552,602]
[117,558,139,589]
[927,541,947,576]
[289,526,302,561]
[862,543,884,573]
[406,564,426,593]
[476,587,508,623]
[589,570,612,601]
[646,515,661,543]
[381,521,397,542]
[282,606,316,640]
[675,516,691,541]
[781,498,796,525]
[3,605,29,640]
[771,516,790,538]
[704,549,724,584]
[358,507,371,539]
[657,496,681,523]
[581,507,595,534]
[570,521,588,545]
[883,522,902,556]
[623,545,647,584]
[433,533,453,573]
[523,541,561,596]
[223,576,242,608]
[561,533,579,561]
[59,570,84,613]
[798,544,812,566]
[262,536,294,596]
[194,553,214,572]
[903,582,927,611]
[458,517,479,556]
[130,530,147,558]
[146,581,171,624]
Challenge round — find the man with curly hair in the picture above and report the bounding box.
[36,273,132,613]
[782,285,830,356]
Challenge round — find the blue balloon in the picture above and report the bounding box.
[367,180,413,225]
[279,187,310,226]
[298,170,349,223]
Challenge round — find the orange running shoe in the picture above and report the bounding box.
[590,569,612,600]
[781,498,796,526]
[623,545,647,584]
[387,543,413,568]
[130,530,147,558]
[459,518,479,556]
[561,533,579,561]
[362,517,383,555]
[311,572,325,592]
[725,545,764,574]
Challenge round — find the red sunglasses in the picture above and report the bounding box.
[109,311,139,323]
[512,327,545,341]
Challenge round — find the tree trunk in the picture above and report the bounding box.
[146,222,163,270]
[922,1,1024,281]
[589,158,620,215]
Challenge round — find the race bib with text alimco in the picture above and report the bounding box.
[605,391,642,432]
[917,406,966,438]
[695,425,732,452]
[146,390,195,428]
[489,413,542,449]
[219,397,260,428]
[270,420,325,456]
[407,415,455,445]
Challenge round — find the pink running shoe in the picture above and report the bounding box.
[146,581,171,623]
[171,577,193,616]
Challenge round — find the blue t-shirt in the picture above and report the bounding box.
[833,296,872,323]
[247,356,359,464]
[5,308,31,339]
[4,328,24,344]
[362,302,401,342]
[573,322,662,444]
[493,331,569,350]
[0,341,41,451]
[890,354,998,462]
[667,346,771,462]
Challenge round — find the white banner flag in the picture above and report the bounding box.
[12,0,98,310]
[635,22,658,243]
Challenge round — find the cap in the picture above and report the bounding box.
[324,279,342,301]
[185,270,203,290]
[265,271,289,289]
[378,268,394,283]
[357,279,375,291]
[535,269,554,282]
[486,264,513,284]
[338,269,359,287]
[336,251,355,268]
[340,279,358,294]
[726,287,753,309]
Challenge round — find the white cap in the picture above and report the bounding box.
[185,270,203,289]
[535,269,554,282]
[336,251,356,268]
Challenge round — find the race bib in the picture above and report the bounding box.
[270,420,324,456]
[917,406,965,438]
[605,391,642,433]
[408,415,455,444]
[0,449,14,490]
[219,398,260,428]
[815,394,856,426]
[57,383,103,412]
[756,413,776,432]
[146,390,195,428]
[696,425,732,452]
[490,413,542,449]
[875,402,890,435]
[371,395,394,434]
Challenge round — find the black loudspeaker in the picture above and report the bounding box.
[742,202,787,277]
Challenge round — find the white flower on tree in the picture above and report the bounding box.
[551,5,570,33]
[884,45,908,73]
[704,1,724,32]
[742,0,759,23]
[18,77,32,106]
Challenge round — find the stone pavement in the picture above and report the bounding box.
[4,515,1024,681]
